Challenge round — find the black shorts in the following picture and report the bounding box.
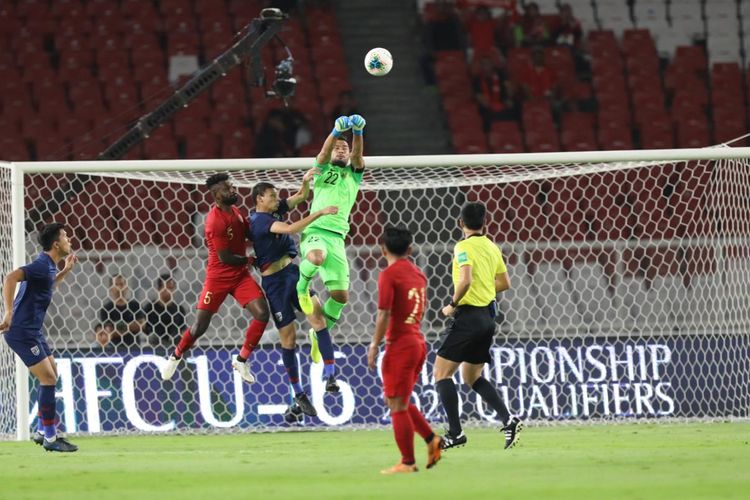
[437,304,496,364]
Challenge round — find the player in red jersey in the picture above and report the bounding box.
[161,173,269,383]
[368,226,442,475]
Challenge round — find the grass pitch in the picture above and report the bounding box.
[0,422,748,499]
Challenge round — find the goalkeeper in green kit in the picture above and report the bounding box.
[296,114,366,390]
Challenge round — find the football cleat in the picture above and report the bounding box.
[308,328,322,363]
[43,437,78,453]
[380,462,418,475]
[298,292,314,316]
[161,355,181,381]
[324,375,340,393]
[231,356,256,384]
[440,431,467,450]
[294,393,317,417]
[31,431,44,446]
[503,416,523,449]
[284,404,304,424]
[426,434,442,469]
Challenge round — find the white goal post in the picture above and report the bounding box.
[1,147,749,441]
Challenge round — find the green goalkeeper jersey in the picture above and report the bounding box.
[306,161,363,236]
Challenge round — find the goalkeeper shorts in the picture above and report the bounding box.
[299,228,350,291]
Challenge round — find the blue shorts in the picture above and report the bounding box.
[262,263,315,329]
[3,329,52,367]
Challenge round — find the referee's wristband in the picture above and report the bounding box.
[449,300,458,308]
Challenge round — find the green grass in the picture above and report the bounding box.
[1,422,749,499]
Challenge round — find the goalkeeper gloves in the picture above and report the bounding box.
[332,116,352,138]
[348,114,366,135]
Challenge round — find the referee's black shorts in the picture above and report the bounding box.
[436,304,496,364]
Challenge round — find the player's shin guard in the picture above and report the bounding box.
[296,259,320,294]
[436,378,463,437]
[315,327,335,377]
[408,404,434,442]
[174,328,195,358]
[391,409,416,465]
[281,347,304,396]
[471,377,511,425]
[39,385,56,440]
[322,297,346,330]
[238,320,268,361]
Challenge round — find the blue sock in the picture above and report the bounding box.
[315,328,334,361]
[38,385,56,440]
[281,347,304,396]
[323,362,335,378]
[36,410,43,434]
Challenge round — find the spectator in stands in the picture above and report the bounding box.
[99,274,146,347]
[143,273,187,350]
[255,109,296,158]
[425,0,463,51]
[519,45,558,101]
[551,3,583,49]
[473,55,516,130]
[93,321,115,350]
[551,3,587,72]
[512,2,549,47]
[330,91,359,123]
[465,4,497,57]
[284,108,312,153]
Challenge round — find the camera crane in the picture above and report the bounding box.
[99,7,296,160]
[25,8,295,231]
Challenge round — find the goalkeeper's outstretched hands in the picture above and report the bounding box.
[348,114,366,135]
[332,116,352,138]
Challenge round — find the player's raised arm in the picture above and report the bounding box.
[287,167,319,209]
[0,269,24,332]
[316,116,352,165]
[55,254,78,284]
[270,206,338,235]
[349,114,366,172]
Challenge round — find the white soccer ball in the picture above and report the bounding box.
[364,48,393,76]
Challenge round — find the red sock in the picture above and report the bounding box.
[391,409,415,465]
[239,320,267,360]
[174,329,194,358]
[408,404,433,441]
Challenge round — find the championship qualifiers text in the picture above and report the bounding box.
[25,341,678,433]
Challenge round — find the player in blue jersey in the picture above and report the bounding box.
[0,223,78,452]
[250,168,339,421]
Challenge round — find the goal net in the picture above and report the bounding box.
[2,150,749,439]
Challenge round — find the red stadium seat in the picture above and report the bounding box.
[488,122,524,153]
[34,135,70,161]
[598,127,633,150]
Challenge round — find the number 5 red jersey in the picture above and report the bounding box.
[204,205,250,283]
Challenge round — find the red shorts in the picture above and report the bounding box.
[381,339,427,399]
[196,271,264,314]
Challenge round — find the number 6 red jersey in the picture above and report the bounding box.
[377,258,428,345]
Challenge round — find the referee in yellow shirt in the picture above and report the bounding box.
[435,202,523,451]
